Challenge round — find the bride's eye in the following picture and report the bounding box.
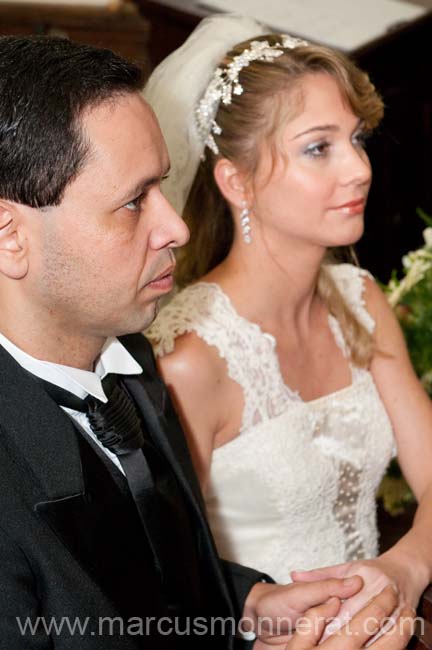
[304,140,331,158]
[352,130,371,149]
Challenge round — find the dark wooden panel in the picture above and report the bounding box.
[0,2,151,76]
[138,0,200,67]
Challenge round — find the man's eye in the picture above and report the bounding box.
[124,194,144,211]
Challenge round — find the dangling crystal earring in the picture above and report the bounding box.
[240,205,252,244]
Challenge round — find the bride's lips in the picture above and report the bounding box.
[146,265,175,293]
[331,198,366,216]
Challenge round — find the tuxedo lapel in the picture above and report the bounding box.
[36,434,163,620]
[120,335,234,615]
[0,344,84,501]
[120,334,204,509]
[0,344,163,621]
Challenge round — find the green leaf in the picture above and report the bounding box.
[416,207,432,227]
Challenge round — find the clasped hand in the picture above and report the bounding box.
[291,549,428,641]
[246,575,414,649]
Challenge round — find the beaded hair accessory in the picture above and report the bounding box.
[196,35,308,156]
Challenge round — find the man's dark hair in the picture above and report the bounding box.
[0,36,144,207]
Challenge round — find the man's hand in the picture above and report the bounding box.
[243,576,364,644]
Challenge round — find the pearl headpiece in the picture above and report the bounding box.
[196,35,308,157]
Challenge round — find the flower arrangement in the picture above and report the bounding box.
[378,209,432,515]
[385,209,432,391]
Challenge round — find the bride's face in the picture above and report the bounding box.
[249,72,372,250]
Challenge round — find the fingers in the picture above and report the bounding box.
[286,597,341,650]
[283,587,413,650]
[338,585,398,644]
[254,638,294,648]
[370,605,415,650]
[321,585,394,641]
[291,564,349,583]
[287,576,364,613]
[321,585,399,650]
[253,577,364,646]
[365,605,401,647]
[320,594,363,641]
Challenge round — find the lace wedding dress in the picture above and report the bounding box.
[148,264,395,583]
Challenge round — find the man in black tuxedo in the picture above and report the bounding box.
[0,35,413,650]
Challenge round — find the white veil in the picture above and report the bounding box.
[143,13,268,215]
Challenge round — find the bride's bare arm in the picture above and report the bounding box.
[156,330,242,490]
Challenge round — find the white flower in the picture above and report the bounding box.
[387,247,432,306]
[423,227,432,248]
[386,217,432,309]
[402,254,412,270]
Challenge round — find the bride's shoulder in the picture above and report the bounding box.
[148,309,231,450]
[156,326,225,390]
[146,281,225,357]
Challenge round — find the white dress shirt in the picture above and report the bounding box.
[0,332,143,473]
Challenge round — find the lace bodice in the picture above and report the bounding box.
[148,264,395,582]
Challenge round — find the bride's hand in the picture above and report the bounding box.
[291,549,428,641]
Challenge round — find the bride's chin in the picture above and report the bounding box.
[337,221,365,247]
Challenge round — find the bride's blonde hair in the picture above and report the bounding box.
[176,35,384,367]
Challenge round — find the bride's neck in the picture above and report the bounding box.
[204,239,325,327]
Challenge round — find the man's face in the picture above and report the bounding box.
[24,93,189,340]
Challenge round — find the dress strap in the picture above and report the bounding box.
[146,282,294,431]
[324,264,375,381]
[325,264,375,334]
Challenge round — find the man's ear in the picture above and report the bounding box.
[213,158,250,209]
[0,201,29,279]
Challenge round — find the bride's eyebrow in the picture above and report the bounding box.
[291,124,339,140]
[292,118,363,141]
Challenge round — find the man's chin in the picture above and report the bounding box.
[132,302,158,335]
[108,301,159,339]
[138,298,164,333]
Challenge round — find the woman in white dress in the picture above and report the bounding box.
[145,13,432,628]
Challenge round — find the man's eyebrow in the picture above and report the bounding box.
[118,165,170,205]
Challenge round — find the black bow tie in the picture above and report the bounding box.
[38,374,144,455]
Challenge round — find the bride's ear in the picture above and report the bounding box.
[0,201,29,279]
[213,158,249,210]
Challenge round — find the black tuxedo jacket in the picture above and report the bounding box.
[0,335,267,649]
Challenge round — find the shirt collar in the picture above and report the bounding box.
[0,332,142,403]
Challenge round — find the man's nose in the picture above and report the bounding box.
[150,194,190,250]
